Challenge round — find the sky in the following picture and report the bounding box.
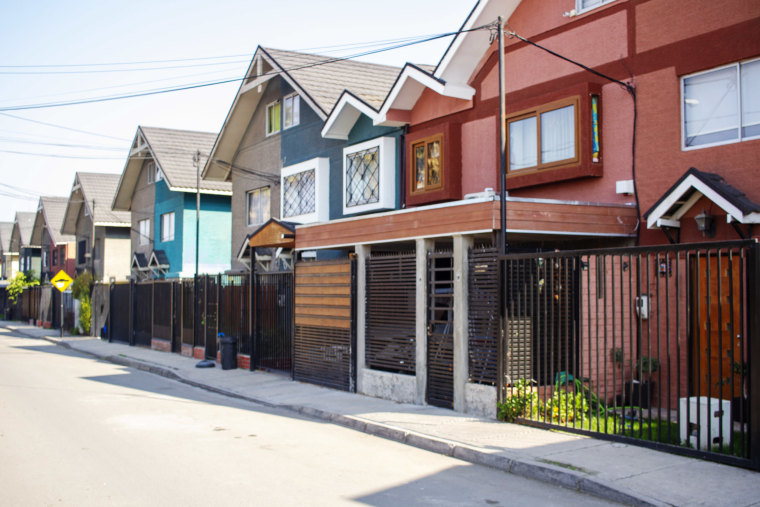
[0,0,478,223]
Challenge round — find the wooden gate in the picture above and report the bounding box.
[293,258,355,391]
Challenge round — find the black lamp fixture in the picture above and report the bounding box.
[694,209,714,237]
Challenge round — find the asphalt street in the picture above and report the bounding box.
[0,329,619,506]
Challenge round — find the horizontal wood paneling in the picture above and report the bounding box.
[296,200,638,249]
[293,258,355,391]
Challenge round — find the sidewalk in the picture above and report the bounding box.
[4,321,759,506]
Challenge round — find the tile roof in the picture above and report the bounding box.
[76,172,131,224]
[39,196,75,245]
[262,47,401,114]
[140,127,231,193]
[0,221,13,252]
[14,211,37,247]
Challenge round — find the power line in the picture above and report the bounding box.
[0,25,490,113]
[0,112,131,141]
[0,53,252,69]
[0,149,124,160]
[0,136,124,151]
[0,59,249,75]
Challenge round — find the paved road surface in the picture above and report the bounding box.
[0,330,618,506]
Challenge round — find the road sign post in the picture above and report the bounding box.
[51,270,73,338]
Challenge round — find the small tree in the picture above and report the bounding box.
[71,271,93,335]
[7,272,39,305]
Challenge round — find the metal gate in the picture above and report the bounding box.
[293,258,355,391]
[109,282,131,344]
[427,250,455,408]
[498,240,759,470]
[253,270,293,372]
[133,282,153,347]
[365,252,417,374]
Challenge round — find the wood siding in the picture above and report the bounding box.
[296,200,638,249]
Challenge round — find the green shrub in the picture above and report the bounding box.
[79,297,91,335]
[7,272,39,304]
[497,379,538,422]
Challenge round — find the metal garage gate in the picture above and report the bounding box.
[293,258,356,391]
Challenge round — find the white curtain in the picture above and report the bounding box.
[541,105,575,164]
[509,116,537,171]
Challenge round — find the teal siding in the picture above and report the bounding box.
[181,193,232,276]
[153,179,231,278]
[153,179,185,277]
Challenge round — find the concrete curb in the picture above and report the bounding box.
[6,325,663,506]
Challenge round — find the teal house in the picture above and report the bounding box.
[112,126,233,279]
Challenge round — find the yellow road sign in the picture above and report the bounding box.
[51,270,73,293]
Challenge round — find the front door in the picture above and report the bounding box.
[691,253,744,399]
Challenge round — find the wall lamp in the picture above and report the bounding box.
[694,210,715,237]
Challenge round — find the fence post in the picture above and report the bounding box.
[250,268,256,371]
[748,242,760,470]
[129,279,135,346]
[497,255,506,404]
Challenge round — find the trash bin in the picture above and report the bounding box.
[219,334,237,370]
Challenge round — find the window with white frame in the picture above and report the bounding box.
[266,100,281,135]
[160,212,175,242]
[682,59,760,149]
[343,137,396,215]
[283,93,300,129]
[281,157,330,224]
[246,187,271,227]
[138,218,151,246]
[576,0,615,13]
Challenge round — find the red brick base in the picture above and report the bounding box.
[151,338,171,352]
[181,344,193,357]
[237,354,250,370]
[193,346,205,360]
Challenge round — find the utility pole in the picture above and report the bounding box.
[193,150,201,278]
[498,16,507,255]
[91,199,96,276]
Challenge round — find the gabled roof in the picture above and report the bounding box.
[0,221,14,253]
[62,172,131,235]
[10,211,38,251]
[31,196,75,246]
[149,250,170,269]
[131,252,149,271]
[377,0,523,126]
[203,46,400,181]
[644,167,760,229]
[113,126,232,210]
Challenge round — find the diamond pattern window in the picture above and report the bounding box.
[283,169,315,218]
[346,146,379,208]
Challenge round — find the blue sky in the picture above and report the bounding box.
[0,0,477,222]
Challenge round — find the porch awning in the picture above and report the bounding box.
[644,167,760,230]
[246,218,296,249]
[149,250,170,274]
[131,252,149,271]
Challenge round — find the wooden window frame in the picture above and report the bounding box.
[507,96,581,176]
[409,133,444,195]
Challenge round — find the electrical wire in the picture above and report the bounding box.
[0,149,124,160]
[0,24,493,113]
[0,112,131,141]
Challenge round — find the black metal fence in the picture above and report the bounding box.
[253,271,293,371]
[498,240,759,469]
